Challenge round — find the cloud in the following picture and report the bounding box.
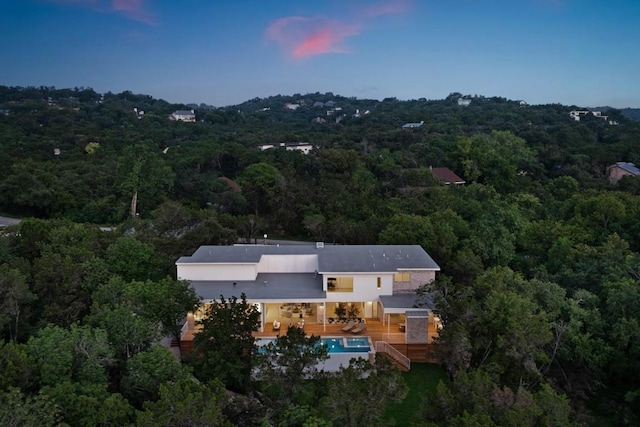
[47,0,156,24]
[266,1,410,59]
[266,17,360,59]
[364,0,412,17]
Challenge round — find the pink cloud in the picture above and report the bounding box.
[266,1,411,59]
[266,17,360,59]
[47,0,155,24]
[292,25,360,58]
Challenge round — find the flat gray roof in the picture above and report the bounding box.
[406,310,431,317]
[177,245,317,264]
[190,273,325,301]
[177,244,440,273]
[317,245,439,272]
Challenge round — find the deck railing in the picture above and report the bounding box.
[375,341,411,371]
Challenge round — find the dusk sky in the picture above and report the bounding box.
[2,0,639,107]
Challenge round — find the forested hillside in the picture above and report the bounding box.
[1,85,640,425]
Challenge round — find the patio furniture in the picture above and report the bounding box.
[272,320,281,331]
[351,323,366,334]
[341,320,355,332]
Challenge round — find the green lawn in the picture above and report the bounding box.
[384,363,448,426]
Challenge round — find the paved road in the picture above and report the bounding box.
[0,216,21,227]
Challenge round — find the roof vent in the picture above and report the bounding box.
[316,242,324,249]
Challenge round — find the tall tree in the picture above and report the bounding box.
[187,294,260,393]
[254,326,329,409]
[117,144,174,220]
[0,265,34,341]
[321,356,407,427]
[136,378,232,427]
[124,277,200,356]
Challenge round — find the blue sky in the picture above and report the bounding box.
[1,0,639,107]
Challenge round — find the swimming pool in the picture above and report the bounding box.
[255,336,375,372]
[322,337,371,353]
[256,336,372,353]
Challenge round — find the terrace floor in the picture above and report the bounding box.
[180,316,440,362]
[254,318,439,344]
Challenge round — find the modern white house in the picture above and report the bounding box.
[176,244,441,346]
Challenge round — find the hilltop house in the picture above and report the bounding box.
[176,244,441,346]
[402,120,424,129]
[170,110,196,122]
[258,142,315,154]
[570,110,618,125]
[607,162,640,183]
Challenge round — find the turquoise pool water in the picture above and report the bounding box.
[322,337,371,353]
[256,336,371,353]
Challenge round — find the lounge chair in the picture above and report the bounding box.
[341,320,355,332]
[351,322,366,334]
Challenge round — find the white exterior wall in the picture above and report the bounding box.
[257,255,317,273]
[323,273,394,303]
[176,263,258,281]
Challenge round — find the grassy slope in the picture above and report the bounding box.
[384,363,448,426]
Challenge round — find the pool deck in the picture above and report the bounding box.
[254,318,439,344]
[180,317,439,362]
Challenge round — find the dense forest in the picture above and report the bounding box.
[1,85,640,426]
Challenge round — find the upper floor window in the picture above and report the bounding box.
[394,273,411,282]
[327,277,353,292]
[377,277,382,289]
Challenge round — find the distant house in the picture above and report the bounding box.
[170,110,196,122]
[133,108,144,119]
[311,117,326,124]
[430,167,465,185]
[284,103,300,110]
[258,142,315,155]
[606,162,640,183]
[402,120,424,129]
[458,98,472,106]
[570,110,618,125]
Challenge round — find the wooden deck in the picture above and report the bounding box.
[179,317,440,363]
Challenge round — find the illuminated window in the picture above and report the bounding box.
[394,273,411,282]
[377,277,381,289]
[327,277,353,292]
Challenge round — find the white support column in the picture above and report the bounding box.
[323,302,326,332]
[386,313,390,336]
